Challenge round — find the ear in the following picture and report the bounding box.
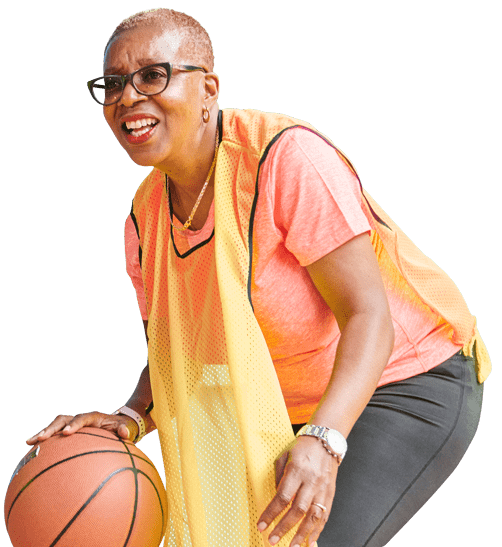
[203,71,219,110]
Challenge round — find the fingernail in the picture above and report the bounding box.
[27,430,44,441]
[257,522,267,532]
[63,426,71,432]
[269,535,280,545]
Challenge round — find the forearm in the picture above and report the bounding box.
[124,364,157,435]
[308,311,394,438]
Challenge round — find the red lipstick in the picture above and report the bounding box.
[120,113,159,145]
[124,123,158,144]
[121,113,159,123]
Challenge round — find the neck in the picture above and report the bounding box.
[156,113,219,204]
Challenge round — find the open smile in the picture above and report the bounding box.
[121,116,160,144]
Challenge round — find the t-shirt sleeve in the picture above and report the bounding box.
[261,127,372,266]
[125,215,148,320]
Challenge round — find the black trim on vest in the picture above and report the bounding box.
[130,202,143,268]
[248,125,392,309]
[165,174,215,259]
[145,401,154,415]
[163,108,222,259]
[217,109,223,145]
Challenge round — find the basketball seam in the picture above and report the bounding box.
[49,466,135,547]
[133,468,168,545]
[6,449,156,525]
[121,442,139,547]
[75,430,136,445]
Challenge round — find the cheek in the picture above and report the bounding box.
[103,106,118,134]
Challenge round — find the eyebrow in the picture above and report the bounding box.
[104,59,165,75]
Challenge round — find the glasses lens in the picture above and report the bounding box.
[91,76,123,105]
[134,65,169,95]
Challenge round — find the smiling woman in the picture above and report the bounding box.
[4,3,499,547]
[100,22,219,194]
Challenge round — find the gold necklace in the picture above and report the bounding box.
[167,126,219,232]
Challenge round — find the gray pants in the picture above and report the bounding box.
[292,350,484,546]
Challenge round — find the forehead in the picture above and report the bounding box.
[104,25,185,73]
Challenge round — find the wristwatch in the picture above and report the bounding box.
[296,424,347,465]
[112,406,146,444]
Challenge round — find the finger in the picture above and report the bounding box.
[257,468,303,534]
[26,415,74,444]
[305,519,327,547]
[60,412,106,435]
[116,419,138,441]
[78,413,137,442]
[266,483,318,546]
[295,482,337,547]
[289,502,328,547]
[268,463,336,546]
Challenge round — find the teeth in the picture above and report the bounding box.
[125,118,157,130]
[130,125,155,137]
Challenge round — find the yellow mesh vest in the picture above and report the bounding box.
[131,108,490,547]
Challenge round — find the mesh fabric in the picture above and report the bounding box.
[131,109,490,546]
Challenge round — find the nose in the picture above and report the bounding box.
[119,80,148,107]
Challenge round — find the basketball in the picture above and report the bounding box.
[4,427,168,547]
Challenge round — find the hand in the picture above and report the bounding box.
[257,435,338,547]
[26,412,138,445]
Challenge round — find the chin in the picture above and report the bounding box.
[119,142,165,168]
[126,152,158,167]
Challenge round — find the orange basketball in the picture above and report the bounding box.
[5,427,168,547]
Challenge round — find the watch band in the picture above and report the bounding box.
[112,406,146,444]
[296,424,347,465]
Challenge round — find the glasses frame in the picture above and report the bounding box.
[87,62,207,106]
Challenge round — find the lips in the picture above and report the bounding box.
[124,123,158,144]
[120,114,160,145]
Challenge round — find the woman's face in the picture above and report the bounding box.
[103,25,211,170]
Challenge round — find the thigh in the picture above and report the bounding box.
[316,351,483,547]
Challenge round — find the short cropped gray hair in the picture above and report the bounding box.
[105,8,214,72]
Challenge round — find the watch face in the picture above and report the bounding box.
[326,430,346,454]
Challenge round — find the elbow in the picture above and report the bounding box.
[341,305,395,361]
[383,312,395,358]
[372,303,395,360]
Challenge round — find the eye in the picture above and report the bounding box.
[104,77,122,91]
[141,68,167,83]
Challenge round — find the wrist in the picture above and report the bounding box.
[126,399,156,430]
[296,424,347,465]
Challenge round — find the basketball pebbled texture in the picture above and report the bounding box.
[5,427,168,547]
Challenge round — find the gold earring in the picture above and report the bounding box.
[202,106,210,123]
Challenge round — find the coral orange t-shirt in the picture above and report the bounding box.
[125,128,461,423]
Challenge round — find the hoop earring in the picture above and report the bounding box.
[202,106,210,123]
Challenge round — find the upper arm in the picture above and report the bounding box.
[305,233,392,332]
[261,129,389,329]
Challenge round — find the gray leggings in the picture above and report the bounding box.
[292,350,484,546]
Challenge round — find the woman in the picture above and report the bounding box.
[26,8,490,547]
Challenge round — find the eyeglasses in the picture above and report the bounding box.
[87,62,207,106]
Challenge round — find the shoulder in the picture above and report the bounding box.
[221,108,317,156]
[261,126,360,189]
